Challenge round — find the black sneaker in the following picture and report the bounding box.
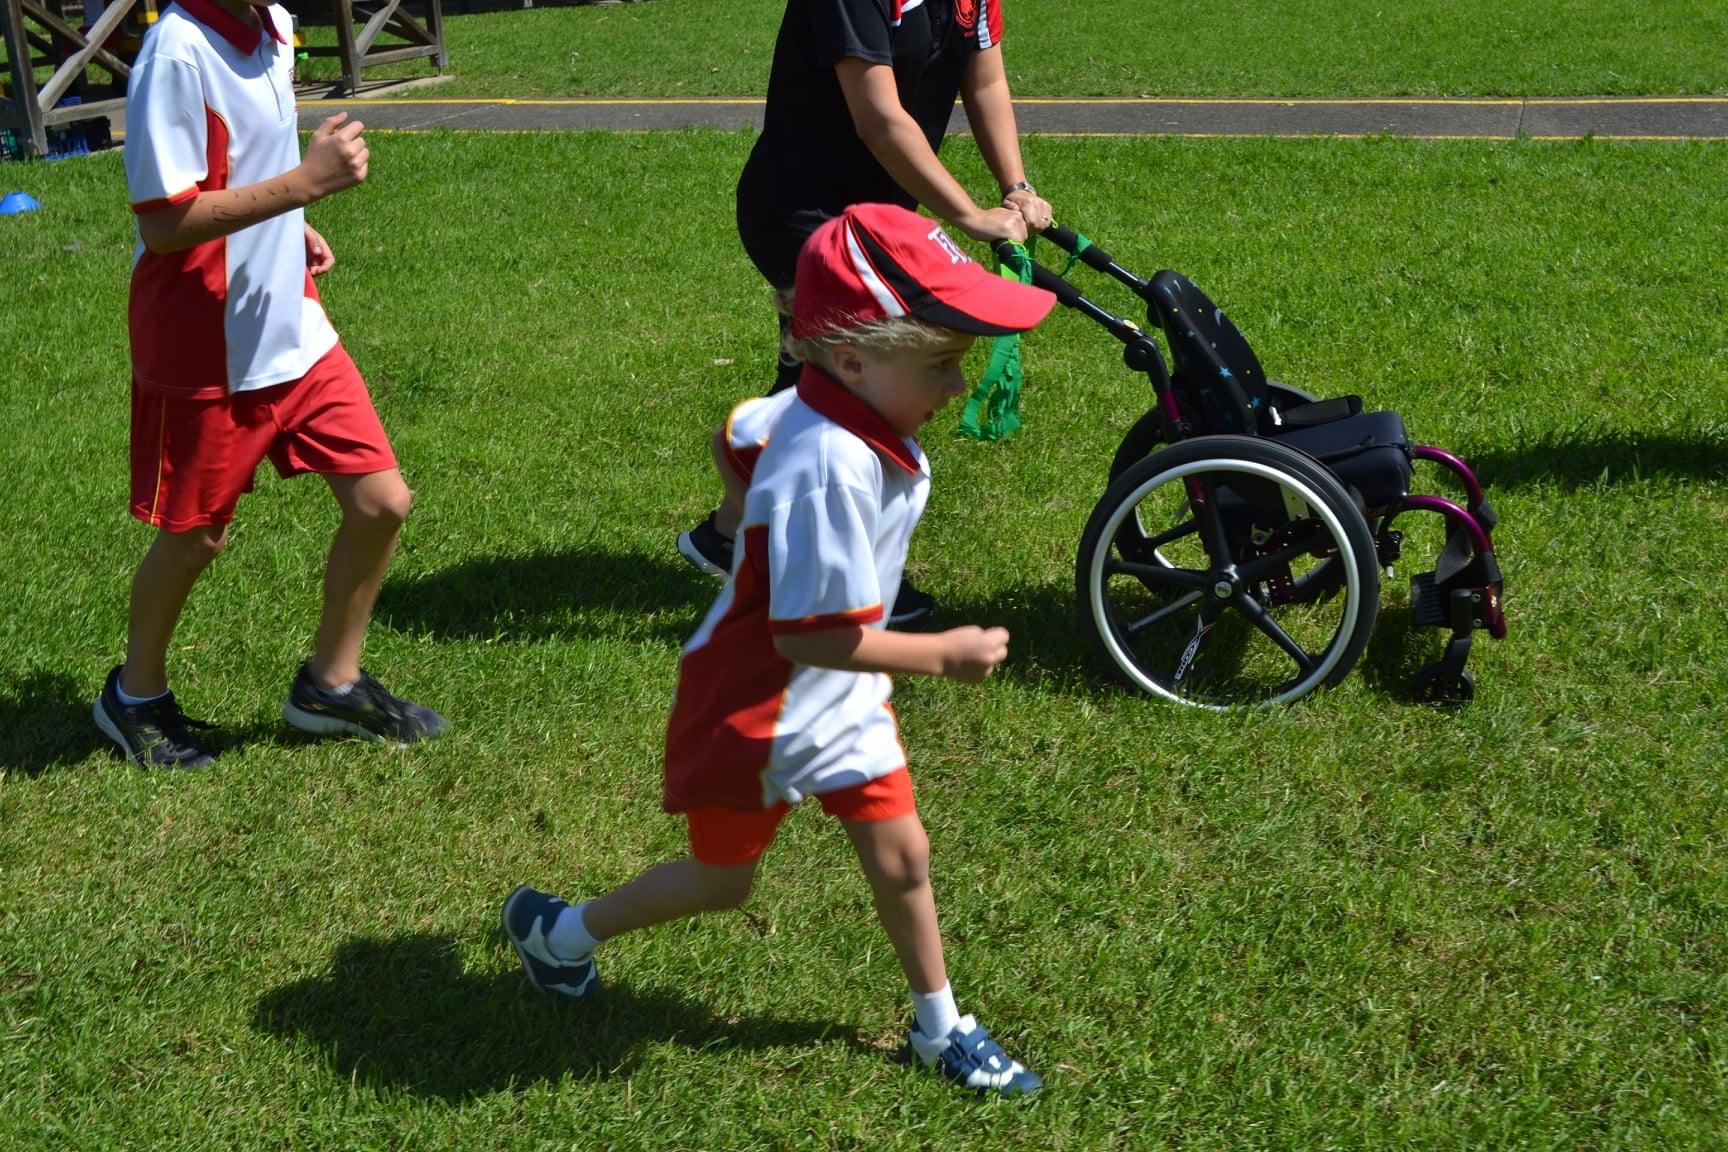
[282,664,445,745]
[91,665,217,769]
[677,512,735,578]
[888,577,935,628]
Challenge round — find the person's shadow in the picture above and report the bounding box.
[1462,429,1725,489]
[374,546,715,645]
[0,669,106,776]
[930,579,1116,692]
[252,933,867,1100]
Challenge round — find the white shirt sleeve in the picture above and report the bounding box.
[125,53,208,211]
[766,482,885,632]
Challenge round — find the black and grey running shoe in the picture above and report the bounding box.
[282,664,445,745]
[677,512,736,578]
[92,665,217,769]
[887,576,936,628]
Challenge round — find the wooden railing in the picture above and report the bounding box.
[1,0,141,158]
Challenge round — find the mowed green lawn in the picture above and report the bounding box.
[292,0,1728,99]
[3,131,1728,1147]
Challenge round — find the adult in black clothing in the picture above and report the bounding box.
[680,0,1053,624]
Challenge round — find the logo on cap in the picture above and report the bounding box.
[926,225,970,266]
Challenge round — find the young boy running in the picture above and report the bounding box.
[95,0,442,768]
[504,204,1055,1097]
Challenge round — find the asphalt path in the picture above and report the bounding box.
[296,95,1728,139]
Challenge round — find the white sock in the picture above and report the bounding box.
[548,902,600,961]
[115,683,168,707]
[911,983,961,1041]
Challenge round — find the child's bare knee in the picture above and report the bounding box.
[867,839,931,896]
[349,477,412,529]
[694,862,756,910]
[161,525,228,569]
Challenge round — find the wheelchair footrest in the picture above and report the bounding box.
[1409,572,1450,627]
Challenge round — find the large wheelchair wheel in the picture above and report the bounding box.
[1106,385,1342,600]
[1077,435,1380,708]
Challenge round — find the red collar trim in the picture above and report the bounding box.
[796,365,922,476]
[171,0,285,54]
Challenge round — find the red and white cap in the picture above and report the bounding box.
[791,203,1057,340]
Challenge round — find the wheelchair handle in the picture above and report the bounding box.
[992,240,1144,345]
[1041,224,1150,295]
[994,240,1082,305]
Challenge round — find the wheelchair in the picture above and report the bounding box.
[1007,227,1505,709]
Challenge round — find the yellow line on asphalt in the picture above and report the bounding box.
[301,95,1728,109]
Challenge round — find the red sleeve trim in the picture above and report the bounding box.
[725,443,765,485]
[768,604,885,635]
[131,186,200,214]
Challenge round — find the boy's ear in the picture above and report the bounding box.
[828,342,866,382]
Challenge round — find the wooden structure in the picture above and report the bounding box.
[1,0,143,158]
[288,0,445,96]
[1,0,446,159]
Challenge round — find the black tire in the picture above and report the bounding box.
[1413,663,1475,706]
[1077,435,1380,708]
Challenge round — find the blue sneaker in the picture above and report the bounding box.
[501,885,599,999]
[907,1015,1042,1097]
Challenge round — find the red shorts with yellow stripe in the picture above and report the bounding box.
[130,343,396,531]
[685,766,916,867]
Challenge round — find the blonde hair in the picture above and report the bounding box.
[783,309,962,372]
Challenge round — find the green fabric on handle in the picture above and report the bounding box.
[955,239,1035,442]
[1057,231,1092,278]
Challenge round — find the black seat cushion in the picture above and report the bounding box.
[1269,411,1413,510]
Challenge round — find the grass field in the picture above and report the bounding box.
[4,131,1728,1147]
[293,0,1728,99]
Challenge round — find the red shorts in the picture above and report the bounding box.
[686,767,916,867]
[130,343,397,532]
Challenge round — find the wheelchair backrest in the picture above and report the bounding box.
[1147,271,1272,435]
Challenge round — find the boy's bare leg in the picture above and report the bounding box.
[843,814,948,994]
[310,468,411,687]
[122,526,228,697]
[710,424,747,540]
[581,858,759,943]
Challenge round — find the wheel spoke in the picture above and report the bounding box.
[1237,528,1331,583]
[1120,589,1205,635]
[1105,559,1211,592]
[1140,519,1199,551]
[1191,479,1236,562]
[1234,594,1318,674]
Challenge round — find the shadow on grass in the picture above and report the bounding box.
[1462,429,1726,490]
[1358,602,1432,703]
[253,933,867,1100]
[375,546,714,645]
[0,668,396,778]
[0,669,106,776]
[930,579,1120,693]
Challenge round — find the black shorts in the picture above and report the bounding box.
[735,163,836,291]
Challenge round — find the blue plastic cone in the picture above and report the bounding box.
[1,191,41,215]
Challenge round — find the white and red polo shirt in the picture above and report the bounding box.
[124,0,337,398]
[664,366,931,813]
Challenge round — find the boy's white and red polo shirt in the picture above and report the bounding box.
[124,0,337,399]
[664,366,931,814]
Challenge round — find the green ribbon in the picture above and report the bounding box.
[1057,231,1092,278]
[955,238,1036,442]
